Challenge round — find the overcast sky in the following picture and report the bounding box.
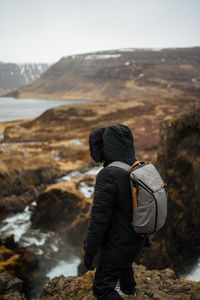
[0,0,200,63]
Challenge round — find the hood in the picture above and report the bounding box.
[103,124,136,166]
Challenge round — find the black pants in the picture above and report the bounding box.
[93,260,136,300]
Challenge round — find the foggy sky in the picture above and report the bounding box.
[0,0,200,63]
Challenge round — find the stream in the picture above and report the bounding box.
[0,165,103,297]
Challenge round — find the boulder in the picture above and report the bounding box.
[31,180,91,249]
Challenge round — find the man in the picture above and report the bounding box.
[83,124,146,300]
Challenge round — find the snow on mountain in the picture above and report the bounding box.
[0,62,50,95]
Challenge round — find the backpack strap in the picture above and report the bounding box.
[130,161,146,209]
[107,161,131,172]
[108,161,138,208]
[131,160,145,170]
[131,181,138,208]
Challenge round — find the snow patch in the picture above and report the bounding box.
[85,54,121,60]
[20,65,24,74]
[125,62,130,66]
[72,139,83,146]
[118,48,137,52]
[38,65,43,72]
[151,48,162,51]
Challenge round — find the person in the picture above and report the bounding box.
[83,124,147,300]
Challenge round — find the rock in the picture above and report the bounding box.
[0,166,57,198]
[38,264,200,300]
[138,106,200,274]
[2,234,17,250]
[0,272,27,300]
[0,235,38,297]
[38,272,93,300]
[0,166,57,216]
[31,181,91,249]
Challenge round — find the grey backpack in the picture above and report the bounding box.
[108,161,168,234]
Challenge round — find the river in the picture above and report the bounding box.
[0,97,86,122]
[0,165,102,297]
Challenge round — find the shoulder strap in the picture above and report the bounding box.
[107,161,131,172]
[107,161,139,210]
[131,160,145,171]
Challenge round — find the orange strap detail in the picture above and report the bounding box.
[131,161,140,209]
[131,160,141,169]
[132,186,138,208]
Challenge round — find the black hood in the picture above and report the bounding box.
[103,124,136,166]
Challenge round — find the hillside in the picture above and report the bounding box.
[0,62,50,95]
[6,47,200,100]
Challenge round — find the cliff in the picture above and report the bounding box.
[138,105,200,274]
[6,47,200,100]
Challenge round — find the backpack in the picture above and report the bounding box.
[108,161,168,235]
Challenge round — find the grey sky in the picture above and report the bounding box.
[0,0,200,63]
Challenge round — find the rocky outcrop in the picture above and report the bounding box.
[1,264,199,300]
[0,167,57,218]
[0,235,38,297]
[0,166,57,198]
[138,106,200,274]
[38,264,200,300]
[31,180,92,249]
[0,272,27,300]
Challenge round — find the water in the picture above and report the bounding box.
[57,166,103,182]
[56,165,102,198]
[184,262,200,281]
[0,207,32,242]
[47,258,81,279]
[0,203,62,256]
[78,182,94,198]
[0,202,80,281]
[0,97,86,122]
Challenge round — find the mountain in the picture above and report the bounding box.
[6,47,200,100]
[0,62,50,95]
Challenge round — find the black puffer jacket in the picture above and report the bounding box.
[85,124,145,266]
